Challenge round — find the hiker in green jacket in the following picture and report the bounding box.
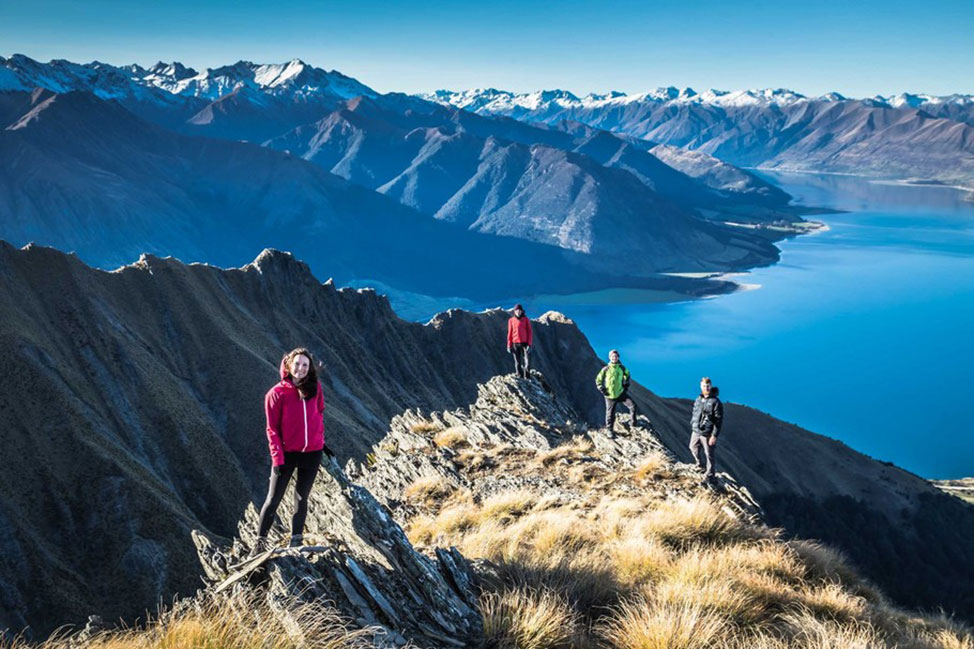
[596,349,640,438]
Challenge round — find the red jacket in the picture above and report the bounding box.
[264,359,325,466]
[507,316,533,346]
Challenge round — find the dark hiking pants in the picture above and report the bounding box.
[511,343,530,378]
[257,449,323,538]
[605,391,638,430]
[689,432,716,478]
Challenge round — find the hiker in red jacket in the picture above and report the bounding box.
[254,347,334,552]
[506,303,533,379]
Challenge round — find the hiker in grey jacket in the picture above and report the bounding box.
[689,377,723,481]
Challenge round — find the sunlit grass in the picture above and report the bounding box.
[2,590,379,649]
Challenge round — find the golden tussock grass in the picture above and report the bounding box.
[403,475,455,505]
[402,456,974,649]
[639,495,770,548]
[2,590,377,649]
[408,420,441,435]
[633,450,671,483]
[534,436,595,467]
[480,587,580,649]
[598,597,731,649]
[433,426,469,448]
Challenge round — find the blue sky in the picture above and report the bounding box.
[2,0,972,97]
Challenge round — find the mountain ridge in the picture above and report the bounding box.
[423,86,974,114]
[424,86,974,187]
[1,241,972,638]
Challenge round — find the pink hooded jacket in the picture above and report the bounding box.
[264,358,325,466]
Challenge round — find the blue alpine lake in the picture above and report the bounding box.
[414,172,974,479]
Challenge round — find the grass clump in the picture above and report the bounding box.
[633,450,671,483]
[2,589,378,649]
[598,597,730,649]
[534,437,595,467]
[408,419,441,435]
[433,426,469,448]
[480,587,579,649]
[403,475,455,505]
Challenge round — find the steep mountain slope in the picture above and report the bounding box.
[426,88,974,187]
[0,89,711,299]
[649,142,792,204]
[271,92,801,214]
[265,96,791,272]
[0,243,972,637]
[0,54,205,129]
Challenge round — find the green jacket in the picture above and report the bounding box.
[596,362,630,399]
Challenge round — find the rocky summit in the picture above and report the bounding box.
[176,372,767,648]
[352,373,763,524]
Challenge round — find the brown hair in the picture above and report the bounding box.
[282,347,319,400]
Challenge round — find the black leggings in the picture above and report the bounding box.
[257,450,323,537]
[511,343,530,378]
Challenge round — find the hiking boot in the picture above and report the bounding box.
[288,534,304,548]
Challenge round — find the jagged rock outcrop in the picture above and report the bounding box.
[191,459,481,648]
[353,373,763,528]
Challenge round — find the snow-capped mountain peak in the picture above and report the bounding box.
[423,85,815,112]
[0,54,377,104]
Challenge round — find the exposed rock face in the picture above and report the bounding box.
[353,373,764,527]
[192,459,482,648]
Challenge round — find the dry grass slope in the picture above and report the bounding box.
[404,439,974,649]
[1,590,381,649]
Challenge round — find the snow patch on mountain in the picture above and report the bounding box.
[0,54,377,105]
[423,86,974,112]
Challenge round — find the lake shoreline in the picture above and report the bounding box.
[752,166,974,193]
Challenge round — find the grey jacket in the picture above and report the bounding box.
[691,388,723,437]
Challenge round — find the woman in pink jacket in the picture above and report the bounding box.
[254,347,332,550]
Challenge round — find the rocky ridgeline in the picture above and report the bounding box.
[192,457,482,648]
[351,371,763,532]
[187,372,762,648]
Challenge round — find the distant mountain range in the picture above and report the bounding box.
[424,87,974,187]
[1,54,829,298]
[423,86,974,115]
